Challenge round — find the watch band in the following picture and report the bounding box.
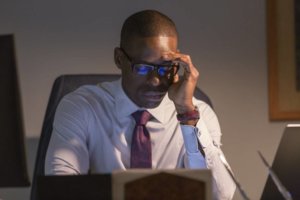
[176,106,200,123]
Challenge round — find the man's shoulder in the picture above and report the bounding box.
[62,80,120,107]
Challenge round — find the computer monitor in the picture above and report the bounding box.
[261,124,300,199]
[0,34,30,187]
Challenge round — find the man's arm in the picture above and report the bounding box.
[165,51,235,199]
[45,93,90,175]
[181,102,236,200]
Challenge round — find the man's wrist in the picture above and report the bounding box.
[175,103,195,114]
[176,106,200,126]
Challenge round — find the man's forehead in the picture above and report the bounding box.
[126,36,177,61]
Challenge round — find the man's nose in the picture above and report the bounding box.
[147,72,161,87]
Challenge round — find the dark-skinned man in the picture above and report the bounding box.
[46,10,236,200]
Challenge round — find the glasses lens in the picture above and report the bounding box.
[133,64,154,75]
[133,63,179,77]
[157,66,170,76]
[159,64,179,77]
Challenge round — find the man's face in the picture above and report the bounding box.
[116,36,178,108]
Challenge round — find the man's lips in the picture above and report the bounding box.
[142,92,165,101]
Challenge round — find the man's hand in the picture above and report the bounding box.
[163,52,199,114]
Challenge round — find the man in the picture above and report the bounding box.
[45,10,235,199]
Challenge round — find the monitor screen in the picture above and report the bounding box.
[261,124,300,199]
[0,34,30,187]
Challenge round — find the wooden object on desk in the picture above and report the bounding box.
[113,169,212,200]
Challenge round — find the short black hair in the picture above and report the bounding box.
[120,10,178,49]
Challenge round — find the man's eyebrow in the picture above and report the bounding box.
[132,59,172,65]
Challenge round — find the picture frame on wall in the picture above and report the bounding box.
[267,0,300,120]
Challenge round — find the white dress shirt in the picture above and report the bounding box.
[45,78,235,200]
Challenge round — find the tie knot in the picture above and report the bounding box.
[132,110,151,125]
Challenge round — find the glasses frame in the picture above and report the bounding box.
[120,48,180,78]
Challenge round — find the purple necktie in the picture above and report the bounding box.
[130,110,152,168]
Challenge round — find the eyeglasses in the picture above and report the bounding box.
[121,48,179,78]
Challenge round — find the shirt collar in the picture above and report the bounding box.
[114,78,139,118]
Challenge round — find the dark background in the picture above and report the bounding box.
[296,0,300,90]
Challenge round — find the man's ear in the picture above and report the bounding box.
[114,47,123,69]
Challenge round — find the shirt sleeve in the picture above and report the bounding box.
[180,101,236,200]
[181,125,207,168]
[45,93,91,175]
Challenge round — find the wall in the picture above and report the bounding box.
[1,0,298,199]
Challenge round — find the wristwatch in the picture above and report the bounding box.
[176,106,200,125]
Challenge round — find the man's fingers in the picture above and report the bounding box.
[173,74,180,83]
[163,52,194,72]
[162,51,199,81]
